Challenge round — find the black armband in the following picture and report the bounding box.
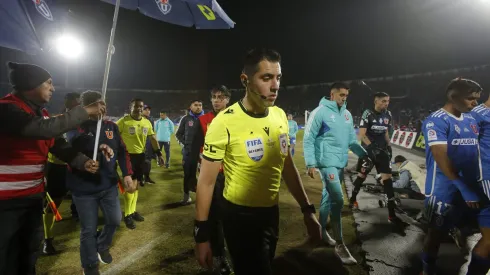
[194,220,210,243]
[154,149,163,157]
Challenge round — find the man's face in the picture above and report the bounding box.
[65,97,80,110]
[160,113,167,119]
[331,88,349,107]
[287,114,293,120]
[32,78,55,104]
[375,96,390,111]
[246,60,282,107]
[143,108,151,117]
[454,92,481,113]
[131,101,144,116]
[211,91,229,112]
[190,101,203,114]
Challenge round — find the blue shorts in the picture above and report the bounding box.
[425,178,490,229]
[289,137,296,145]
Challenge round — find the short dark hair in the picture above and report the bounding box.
[65,92,80,101]
[330,82,350,91]
[160,110,166,114]
[374,92,389,99]
[130,98,144,105]
[446,78,483,99]
[211,85,231,98]
[190,100,202,105]
[243,48,281,76]
[394,155,407,163]
[80,90,102,107]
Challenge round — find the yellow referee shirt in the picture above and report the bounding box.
[203,101,290,207]
[116,115,155,154]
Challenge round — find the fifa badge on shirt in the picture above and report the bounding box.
[245,138,264,161]
[279,134,288,156]
[142,127,149,136]
[128,126,136,135]
[454,125,461,134]
[427,129,437,141]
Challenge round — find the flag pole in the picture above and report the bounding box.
[93,0,121,160]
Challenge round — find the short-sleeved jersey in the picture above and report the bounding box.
[423,109,482,195]
[203,101,289,207]
[471,104,490,179]
[359,109,392,148]
[116,115,155,154]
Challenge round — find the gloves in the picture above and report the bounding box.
[452,178,480,202]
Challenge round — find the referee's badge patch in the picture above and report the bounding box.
[128,126,136,135]
[279,134,288,156]
[245,138,264,161]
[142,127,149,136]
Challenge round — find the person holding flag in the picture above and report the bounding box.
[116,98,164,229]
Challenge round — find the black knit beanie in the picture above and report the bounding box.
[7,62,52,92]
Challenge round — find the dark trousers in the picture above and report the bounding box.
[182,149,197,193]
[72,186,122,268]
[222,200,279,275]
[158,141,171,165]
[0,197,44,275]
[210,172,225,257]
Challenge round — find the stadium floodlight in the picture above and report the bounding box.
[55,35,84,59]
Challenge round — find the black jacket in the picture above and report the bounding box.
[175,111,203,153]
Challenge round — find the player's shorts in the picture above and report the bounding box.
[45,162,68,198]
[129,153,146,182]
[289,137,296,145]
[424,177,490,229]
[356,149,391,175]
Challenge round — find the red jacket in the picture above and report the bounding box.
[0,94,53,200]
[198,112,223,172]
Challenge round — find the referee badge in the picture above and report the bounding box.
[142,127,149,135]
[245,137,264,161]
[279,134,288,156]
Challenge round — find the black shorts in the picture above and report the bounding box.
[356,149,392,175]
[45,162,68,198]
[129,153,145,182]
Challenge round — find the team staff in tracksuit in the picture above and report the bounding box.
[66,90,135,275]
[191,85,232,275]
[287,114,299,156]
[176,100,204,204]
[303,82,368,265]
[155,110,175,168]
[0,62,106,275]
[143,105,156,185]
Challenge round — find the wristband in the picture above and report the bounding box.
[154,150,163,157]
[301,204,316,214]
[194,220,210,243]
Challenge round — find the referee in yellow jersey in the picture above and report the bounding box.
[194,49,322,275]
[116,99,164,229]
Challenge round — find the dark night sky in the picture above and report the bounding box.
[1,0,490,90]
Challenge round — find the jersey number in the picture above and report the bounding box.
[204,143,216,153]
[435,201,450,215]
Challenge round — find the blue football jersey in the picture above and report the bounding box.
[423,109,482,196]
[471,104,490,179]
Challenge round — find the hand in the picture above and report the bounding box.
[83,160,99,174]
[157,156,165,167]
[303,213,322,242]
[99,144,114,161]
[195,242,213,269]
[123,175,136,193]
[307,168,317,179]
[84,100,106,117]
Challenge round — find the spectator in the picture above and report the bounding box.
[392,155,425,199]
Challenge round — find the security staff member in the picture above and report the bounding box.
[0,62,106,275]
[194,49,321,275]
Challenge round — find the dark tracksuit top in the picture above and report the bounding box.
[66,120,133,196]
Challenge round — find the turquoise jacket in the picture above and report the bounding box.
[288,119,299,139]
[304,97,366,169]
[155,118,175,142]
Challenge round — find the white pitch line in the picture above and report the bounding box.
[101,233,171,275]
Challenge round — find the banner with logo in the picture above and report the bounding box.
[412,132,425,152]
[390,130,417,149]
